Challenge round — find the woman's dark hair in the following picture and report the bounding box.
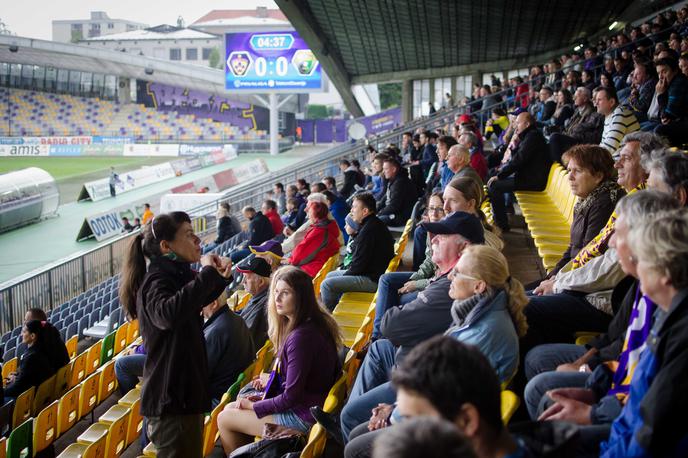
[558,88,573,106]
[438,135,458,149]
[492,107,506,117]
[119,211,192,320]
[25,320,70,369]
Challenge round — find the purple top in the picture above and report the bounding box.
[253,320,340,424]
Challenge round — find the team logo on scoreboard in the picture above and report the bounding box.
[291,50,318,76]
[227,51,253,77]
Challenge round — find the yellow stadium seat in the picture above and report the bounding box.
[33,374,56,415]
[98,360,118,404]
[86,340,102,375]
[118,388,141,408]
[12,387,34,429]
[69,352,88,389]
[126,320,140,344]
[79,372,101,419]
[2,357,17,381]
[143,441,157,457]
[79,412,129,458]
[0,437,5,458]
[501,390,520,424]
[57,386,81,437]
[54,364,72,398]
[66,335,78,359]
[33,401,58,454]
[114,323,129,355]
[58,433,107,458]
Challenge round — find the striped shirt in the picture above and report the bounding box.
[600,105,640,155]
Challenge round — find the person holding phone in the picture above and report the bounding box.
[119,212,232,458]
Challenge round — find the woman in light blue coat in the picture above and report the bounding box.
[445,244,529,384]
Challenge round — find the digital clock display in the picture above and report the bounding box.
[225,31,322,92]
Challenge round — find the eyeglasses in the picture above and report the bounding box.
[428,206,445,213]
[450,270,480,281]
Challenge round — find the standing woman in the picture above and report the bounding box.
[218,266,342,454]
[119,211,232,458]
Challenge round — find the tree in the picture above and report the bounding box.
[306,104,329,119]
[208,47,221,69]
[378,82,402,110]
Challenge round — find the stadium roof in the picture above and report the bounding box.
[82,25,218,42]
[275,0,657,116]
[0,34,300,112]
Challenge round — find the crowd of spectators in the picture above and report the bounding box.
[39,4,688,457]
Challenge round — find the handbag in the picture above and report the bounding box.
[228,423,305,458]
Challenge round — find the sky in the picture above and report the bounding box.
[2,0,278,40]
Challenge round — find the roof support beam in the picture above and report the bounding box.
[275,0,364,117]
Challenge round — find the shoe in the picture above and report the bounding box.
[355,339,375,360]
[310,406,344,445]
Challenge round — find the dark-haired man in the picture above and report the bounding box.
[320,193,394,310]
[377,158,417,226]
[595,87,640,156]
[653,57,688,145]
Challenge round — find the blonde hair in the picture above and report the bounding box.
[267,266,342,354]
[460,245,528,337]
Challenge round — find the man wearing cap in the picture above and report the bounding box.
[235,257,272,354]
[487,112,552,232]
[337,211,485,439]
[230,207,274,264]
[202,289,254,407]
[320,193,395,310]
[248,240,283,272]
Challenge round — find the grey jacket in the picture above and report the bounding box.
[381,272,454,362]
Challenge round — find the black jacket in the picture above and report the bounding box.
[345,214,395,282]
[238,287,269,355]
[4,346,56,398]
[340,169,359,199]
[247,212,274,246]
[215,216,241,244]
[498,125,552,191]
[203,307,254,402]
[377,171,417,223]
[137,257,229,416]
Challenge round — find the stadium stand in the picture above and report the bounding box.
[3,3,688,457]
[0,88,267,142]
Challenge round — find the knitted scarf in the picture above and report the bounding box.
[574,179,623,215]
[446,291,494,334]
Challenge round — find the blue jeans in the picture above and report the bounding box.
[115,353,146,395]
[320,270,378,311]
[341,339,397,441]
[372,272,416,339]
[412,225,428,270]
[524,343,587,380]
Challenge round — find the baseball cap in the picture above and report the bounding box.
[249,240,283,260]
[457,114,474,125]
[421,211,485,244]
[236,256,272,278]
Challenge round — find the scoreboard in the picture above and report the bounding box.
[225,31,322,92]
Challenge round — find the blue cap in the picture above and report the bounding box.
[421,211,485,244]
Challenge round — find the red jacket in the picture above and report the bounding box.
[265,209,284,236]
[470,152,488,182]
[289,219,341,277]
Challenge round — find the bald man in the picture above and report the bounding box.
[486,112,552,231]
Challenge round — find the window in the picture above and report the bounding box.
[169,48,182,61]
[202,47,213,59]
[185,48,198,60]
[108,23,114,29]
[455,76,473,102]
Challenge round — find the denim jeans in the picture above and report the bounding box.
[524,343,587,380]
[344,423,384,458]
[341,339,397,441]
[372,272,416,339]
[115,353,146,395]
[525,370,590,420]
[320,269,378,311]
[230,247,252,264]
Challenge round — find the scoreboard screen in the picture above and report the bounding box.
[225,31,322,92]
